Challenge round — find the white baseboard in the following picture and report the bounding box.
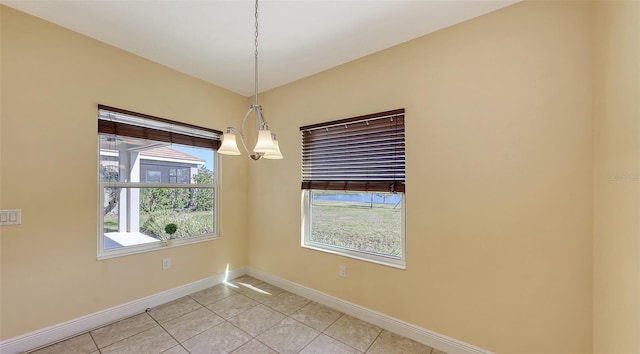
[247,267,493,354]
[0,266,246,354]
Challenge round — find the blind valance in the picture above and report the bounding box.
[98,105,222,150]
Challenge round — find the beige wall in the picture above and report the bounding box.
[249,1,594,352]
[593,1,640,352]
[0,5,249,340]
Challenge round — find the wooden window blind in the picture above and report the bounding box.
[300,108,405,193]
[98,105,222,150]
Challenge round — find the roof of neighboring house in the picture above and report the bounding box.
[140,146,205,164]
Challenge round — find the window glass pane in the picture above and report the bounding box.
[99,135,120,183]
[102,186,215,249]
[177,168,190,183]
[146,171,161,183]
[103,194,120,249]
[310,190,403,258]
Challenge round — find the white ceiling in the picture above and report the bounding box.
[3,0,518,97]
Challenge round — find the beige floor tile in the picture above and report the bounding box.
[300,334,362,354]
[431,349,448,354]
[162,307,224,342]
[236,281,285,303]
[90,313,156,348]
[148,296,203,323]
[28,333,97,354]
[262,290,310,315]
[190,284,236,306]
[181,321,251,353]
[367,330,434,354]
[207,293,259,319]
[325,315,381,352]
[101,326,177,354]
[230,339,277,354]
[291,301,343,331]
[161,345,189,354]
[228,304,286,336]
[257,317,319,353]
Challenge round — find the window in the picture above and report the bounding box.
[300,109,406,268]
[98,105,222,259]
[145,170,162,183]
[169,168,191,184]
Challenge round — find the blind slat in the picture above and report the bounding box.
[301,180,405,193]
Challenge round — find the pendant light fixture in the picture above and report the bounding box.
[218,0,283,160]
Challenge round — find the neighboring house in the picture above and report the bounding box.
[138,146,205,184]
[100,145,205,184]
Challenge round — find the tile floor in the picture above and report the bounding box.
[28,276,446,354]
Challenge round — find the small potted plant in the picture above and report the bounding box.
[165,223,178,246]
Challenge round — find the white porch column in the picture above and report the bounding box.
[129,152,141,232]
[117,147,129,232]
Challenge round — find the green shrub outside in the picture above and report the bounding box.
[141,210,213,240]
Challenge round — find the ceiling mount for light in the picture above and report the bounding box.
[218,0,283,160]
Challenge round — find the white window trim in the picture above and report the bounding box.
[97,159,220,260]
[300,190,406,269]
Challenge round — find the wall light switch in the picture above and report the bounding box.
[0,209,21,226]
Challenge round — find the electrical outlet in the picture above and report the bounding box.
[162,258,171,270]
[339,265,347,278]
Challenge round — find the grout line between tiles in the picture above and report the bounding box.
[87,330,100,354]
[90,313,159,352]
[97,324,162,353]
[365,328,384,353]
[148,309,181,352]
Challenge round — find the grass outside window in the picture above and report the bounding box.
[303,190,405,268]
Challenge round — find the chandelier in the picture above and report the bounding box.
[218,0,283,160]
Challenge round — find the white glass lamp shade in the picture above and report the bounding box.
[253,129,278,153]
[218,133,241,155]
[263,140,283,159]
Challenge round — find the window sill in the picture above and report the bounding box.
[98,234,220,260]
[301,243,406,270]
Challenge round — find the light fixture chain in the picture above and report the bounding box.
[254,0,259,107]
[254,0,259,57]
